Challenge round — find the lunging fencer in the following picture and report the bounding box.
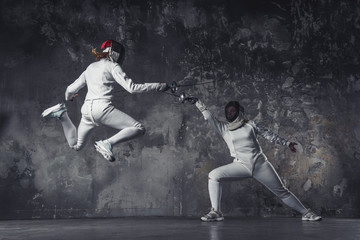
[181,95,321,222]
[41,40,169,162]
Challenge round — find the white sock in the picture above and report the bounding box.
[208,179,222,212]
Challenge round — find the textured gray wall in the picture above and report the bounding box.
[1,0,360,219]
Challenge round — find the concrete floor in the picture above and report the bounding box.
[0,217,359,240]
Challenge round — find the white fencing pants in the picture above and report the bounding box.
[59,99,145,150]
[208,156,308,214]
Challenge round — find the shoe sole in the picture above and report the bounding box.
[201,217,224,222]
[302,216,322,221]
[94,143,115,162]
[41,104,64,118]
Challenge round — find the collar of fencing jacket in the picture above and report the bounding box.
[227,113,246,131]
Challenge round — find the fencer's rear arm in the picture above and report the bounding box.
[65,72,86,101]
[251,122,290,146]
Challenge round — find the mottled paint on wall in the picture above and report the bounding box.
[0,0,360,219]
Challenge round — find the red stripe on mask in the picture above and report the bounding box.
[101,40,112,49]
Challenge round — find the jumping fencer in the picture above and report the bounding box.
[41,40,169,162]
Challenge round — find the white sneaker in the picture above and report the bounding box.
[94,140,115,162]
[302,209,322,221]
[201,208,224,222]
[41,103,67,119]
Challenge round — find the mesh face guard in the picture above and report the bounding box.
[225,101,244,122]
[101,40,125,64]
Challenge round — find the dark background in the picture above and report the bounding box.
[0,0,360,219]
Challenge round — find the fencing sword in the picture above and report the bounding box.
[161,90,197,104]
[66,88,195,104]
[169,79,223,94]
[109,77,222,97]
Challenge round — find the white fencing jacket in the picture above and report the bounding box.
[195,100,290,172]
[65,58,163,101]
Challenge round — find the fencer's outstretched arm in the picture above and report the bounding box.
[65,72,86,101]
[112,64,168,93]
[195,99,227,136]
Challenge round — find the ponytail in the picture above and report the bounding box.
[91,48,109,61]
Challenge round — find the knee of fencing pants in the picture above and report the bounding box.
[135,122,146,135]
[280,191,294,201]
[208,169,221,182]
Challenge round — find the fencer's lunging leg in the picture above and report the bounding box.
[253,159,308,215]
[98,107,146,146]
[107,124,145,145]
[92,104,145,162]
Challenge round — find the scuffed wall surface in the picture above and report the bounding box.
[0,0,360,219]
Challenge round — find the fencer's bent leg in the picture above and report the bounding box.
[253,158,308,214]
[208,162,252,212]
[59,112,77,148]
[74,120,96,150]
[209,162,252,182]
[208,179,222,212]
[63,101,97,151]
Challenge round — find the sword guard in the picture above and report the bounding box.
[178,92,197,104]
[179,92,186,103]
[170,81,178,93]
